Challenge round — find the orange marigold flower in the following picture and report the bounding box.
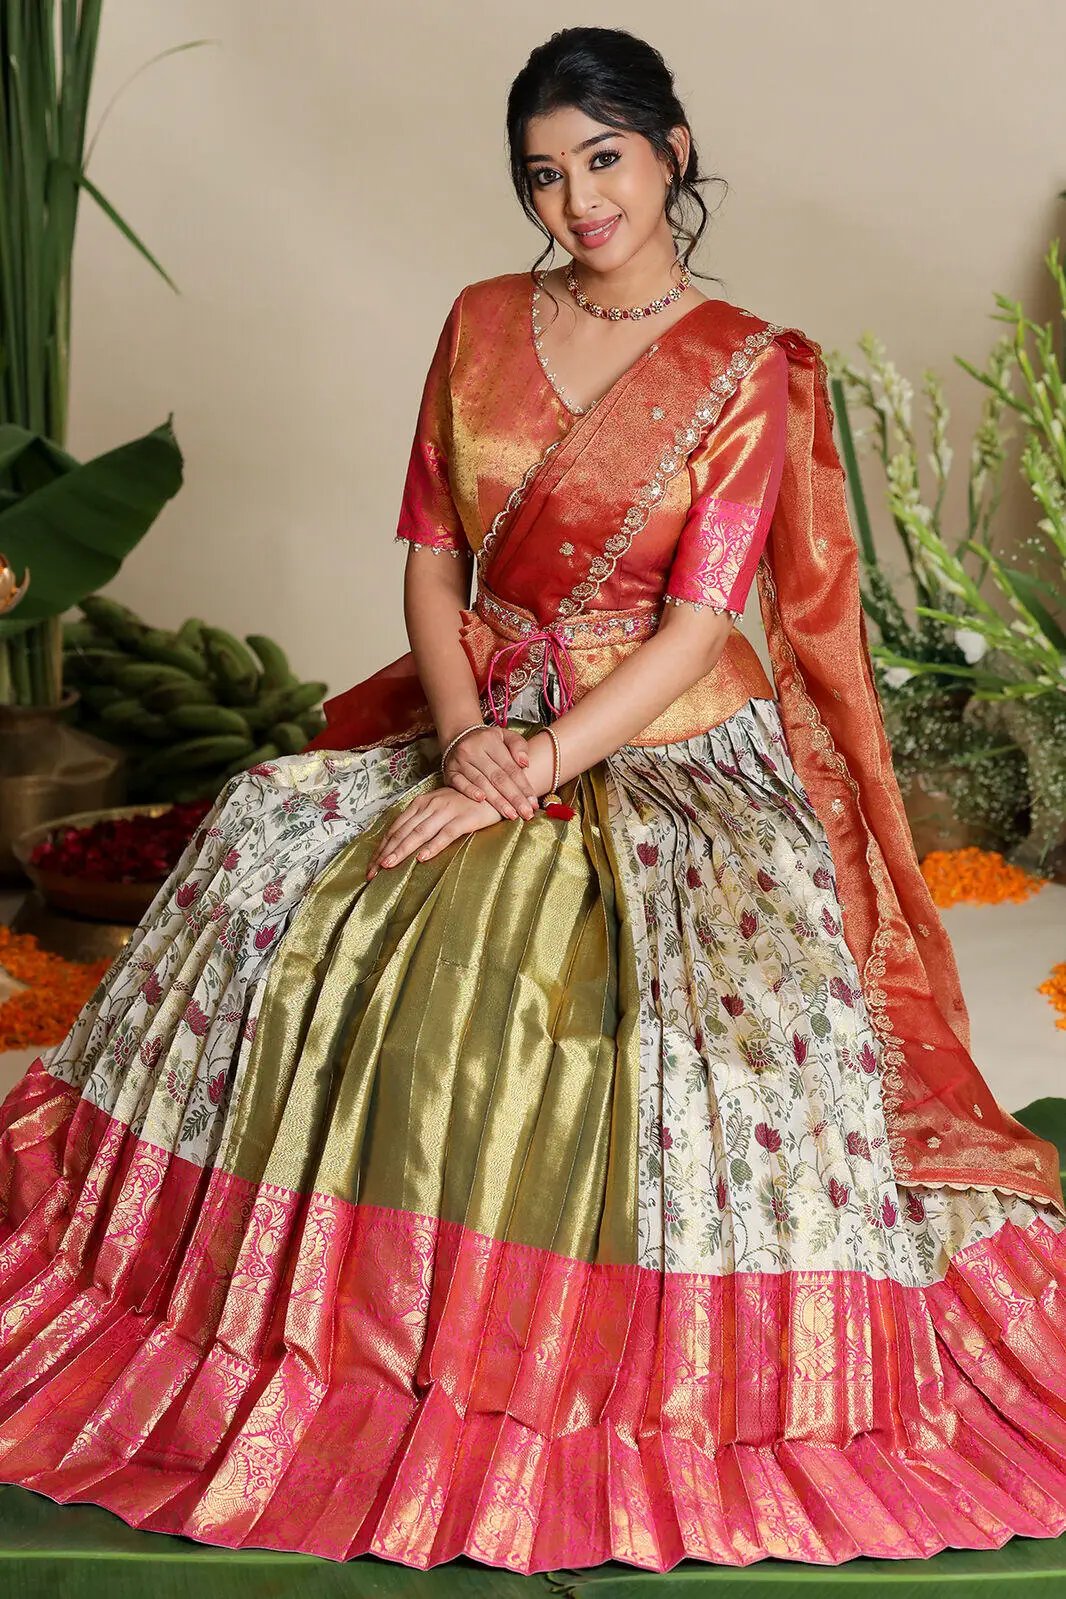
[1038,961,1066,1032]
[919,847,1047,909]
[0,925,111,1051]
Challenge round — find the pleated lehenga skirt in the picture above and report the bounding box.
[1,661,1066,1575]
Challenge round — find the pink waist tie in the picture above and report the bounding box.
[484,625,578,727]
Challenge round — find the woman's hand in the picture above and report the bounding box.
[366,785,517,879]
[441,725,539,820]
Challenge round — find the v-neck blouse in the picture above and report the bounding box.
[393,271,789,621]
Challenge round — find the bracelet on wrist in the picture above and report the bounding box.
[538,723,575,820]
[440,721,485,770]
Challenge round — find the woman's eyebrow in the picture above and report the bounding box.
[522,131,623,164]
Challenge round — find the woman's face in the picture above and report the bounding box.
[522,105,687,272]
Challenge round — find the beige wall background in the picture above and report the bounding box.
[70,1,1066,695]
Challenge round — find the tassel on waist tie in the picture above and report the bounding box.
[484,624,578,727]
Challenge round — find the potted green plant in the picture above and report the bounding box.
[0,2,207,874]
[837,242,1066,876]
[827,332,1030,859]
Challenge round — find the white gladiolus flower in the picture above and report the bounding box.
[953,628,988,663]
[883,666,916,688]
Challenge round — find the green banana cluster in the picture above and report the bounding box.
[62,595,329,803]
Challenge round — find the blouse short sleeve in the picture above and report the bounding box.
[664,338,788,618]
[394,292,472,559]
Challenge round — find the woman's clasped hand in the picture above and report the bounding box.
[365,723,540,878]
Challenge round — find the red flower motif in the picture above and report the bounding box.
[880,1195,898,1227]
[756,868,776,892]
[247,762,277,778]
[254,923,278,952]
[811,1117,828,1137]
[820,907,839,938]
[222,848,240,870]
[637,842,659,866]
[182,997,210,1038]
[792,1033,808,1064]
[739,909,758,940]
[743,1040,774,1074]
[659,1124,673,1150]
[714,1176,727,1210]
[845,1130,871,1161]
[141,971,163,1006]
[263,877,284,905]
[244,1014,258,1043]
[827,1176,850,1208]
[755,1122,782,1152]
[207,1070,227,1104]
[813,866,833,890]
[829,975,855,1008]
[685,865,703,889]
[858,1042,879,1075]
[175,881,200,908]
[721,993,745,1017]
[139,1036,163,1071]
[905,1191,926,1222]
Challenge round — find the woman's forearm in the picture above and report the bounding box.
[401,550,484,747]
[519,612,735,800]
[401,546,736,804]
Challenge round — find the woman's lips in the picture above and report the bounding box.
[572,214,621,249]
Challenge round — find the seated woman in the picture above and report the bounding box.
[1,22,1064,1579]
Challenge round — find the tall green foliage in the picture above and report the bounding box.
[0,3,206,704]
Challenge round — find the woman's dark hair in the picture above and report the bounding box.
[506,27,726,313]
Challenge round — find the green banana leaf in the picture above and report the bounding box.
[1012,1096,1066,1192]
[0,1485,547,1597]
[0,418,182,638]
[549,1533,1066,1594]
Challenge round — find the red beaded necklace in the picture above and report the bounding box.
[564,259,691,320]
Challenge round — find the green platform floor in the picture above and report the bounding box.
[3,1099,1066,1598]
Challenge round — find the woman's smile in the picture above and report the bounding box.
[571,213,622,248]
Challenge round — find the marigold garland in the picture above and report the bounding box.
[0,925,111,1051]
[919,846,1047,908]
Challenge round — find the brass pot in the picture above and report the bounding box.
[11,802,175,924]
[0,692,126,882]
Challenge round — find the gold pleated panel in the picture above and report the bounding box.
[218,739,643,1266]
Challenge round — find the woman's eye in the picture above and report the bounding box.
[532,149,620,188]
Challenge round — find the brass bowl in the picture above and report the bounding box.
[11,803,180,924]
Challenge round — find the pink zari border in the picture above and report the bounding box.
[2,1062,1066,1573]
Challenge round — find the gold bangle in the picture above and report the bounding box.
[541,723,562,808]
[440,722,485,772]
